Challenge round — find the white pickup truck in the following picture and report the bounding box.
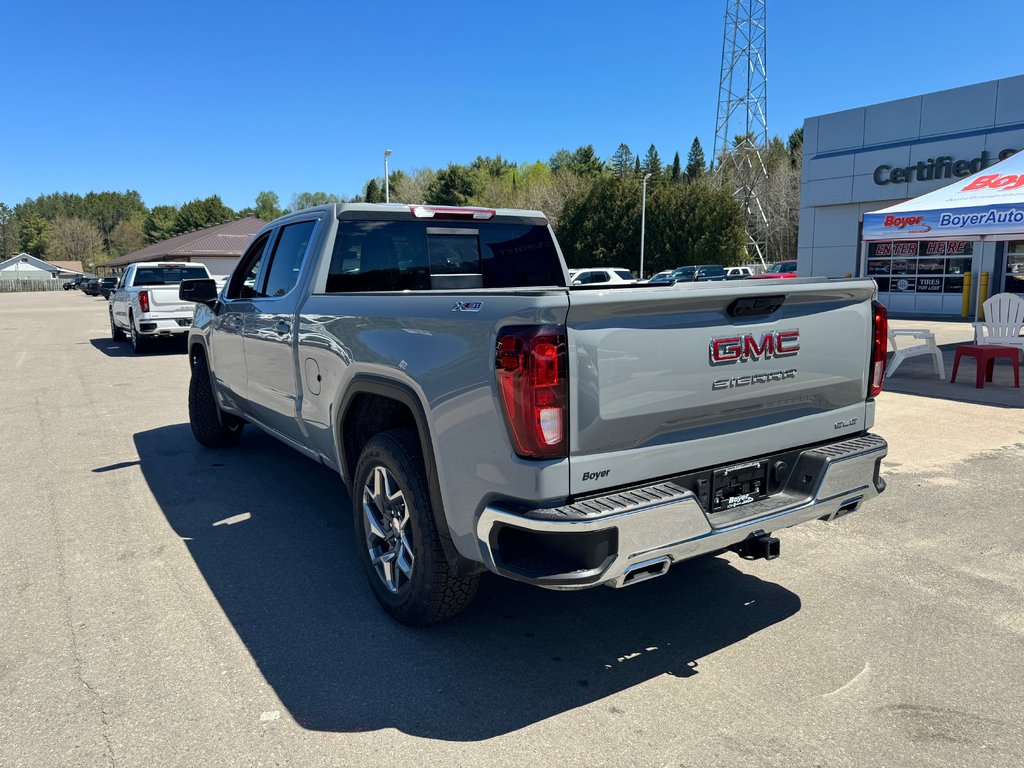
[109,261,213,353]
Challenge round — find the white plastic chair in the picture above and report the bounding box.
[886,328,945,379]
[975,293,1024,358]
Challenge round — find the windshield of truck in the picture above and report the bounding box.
[326,220,565,292]
[766,262,797,273]
[133,266,209,286]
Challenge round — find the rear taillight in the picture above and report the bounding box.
[869,300,887,398]
[495,327,568,459]
[138,290,150,313]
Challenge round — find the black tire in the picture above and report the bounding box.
[110,308,127,341]
[353,429,479,626]
[188,353,244,448]
[129,314,148,354]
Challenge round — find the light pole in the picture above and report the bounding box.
[384,149,393,203]
[640,173,652,279]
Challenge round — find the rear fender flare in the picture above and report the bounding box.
[335,375,455,551]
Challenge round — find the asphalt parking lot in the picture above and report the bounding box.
[2,291,1023,768]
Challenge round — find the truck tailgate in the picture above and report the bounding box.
[566,279,877,496]
[145,286,193,315]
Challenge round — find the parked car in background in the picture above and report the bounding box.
[748,260,799,279]
[644,270,675,284]
[569,267,637,285]
[63,276,86,290]
[108,261,213,353]
[668,264,727,282]
[82,278,102,296]
[98,277,119,299]
[725,266,754,279]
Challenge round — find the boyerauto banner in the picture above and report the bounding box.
[863,149,1024,240]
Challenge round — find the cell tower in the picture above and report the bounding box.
[713,0,769,268]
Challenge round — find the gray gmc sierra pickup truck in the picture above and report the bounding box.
[179,203,889,625]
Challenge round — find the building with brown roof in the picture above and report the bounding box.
[102,217,264,277]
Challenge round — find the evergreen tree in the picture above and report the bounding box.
[685,137,707,181]
[144,205,177,244]
[18,213,51,256]
[609,144,634,178]
[365,178,384,203]
[548,148,573,173]
[634,157,641,176]
[641,144,662,177]
[787,127,804,166]
[0,203,19,258]
[470,155,515,177]
[173,195,234,234]
[670,152,682,182]
[426,164,476,206]
[570,145,604,176]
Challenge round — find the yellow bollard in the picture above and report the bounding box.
[961,272,972,317]
[979,271,990,319]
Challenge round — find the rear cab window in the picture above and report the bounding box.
[133,265,209,286]
[324,220,564,292]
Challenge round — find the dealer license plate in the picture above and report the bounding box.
[711,460,767,512]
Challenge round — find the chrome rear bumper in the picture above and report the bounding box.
[477,433,887,590]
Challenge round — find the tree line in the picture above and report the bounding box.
[0,131,802,275]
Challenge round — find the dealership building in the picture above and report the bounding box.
[798,74,1024,314]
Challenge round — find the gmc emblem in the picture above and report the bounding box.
[709,330,800,365]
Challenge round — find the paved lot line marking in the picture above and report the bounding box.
[212,513,251,527]
[821,662,871,699]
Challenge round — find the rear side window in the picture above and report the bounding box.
[325,220,564,292]
[262,220,316,297]
[613,270,634,280]
[133,266,209,286]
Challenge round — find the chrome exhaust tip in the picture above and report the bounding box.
[618,556,671,587]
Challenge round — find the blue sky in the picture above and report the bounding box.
[3,0,1023,211]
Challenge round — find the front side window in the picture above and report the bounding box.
[262,221,316,297]
[227,233,271,299]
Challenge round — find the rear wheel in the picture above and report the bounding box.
[129,314,148,354]
[109,308,126,341]
[353,429,479,625]
[188,353,244,447]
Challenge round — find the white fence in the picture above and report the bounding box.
[0,279,71,293]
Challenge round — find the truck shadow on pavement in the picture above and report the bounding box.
[88,338,187,357]
[133,424,801,742]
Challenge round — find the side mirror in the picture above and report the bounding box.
[572,280,582,286]
[180,278,218,307]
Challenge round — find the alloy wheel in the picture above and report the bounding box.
[362,465,414,593]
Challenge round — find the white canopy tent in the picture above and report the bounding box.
[861,148,1024,320]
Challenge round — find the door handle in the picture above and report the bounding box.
[274,320,291,335]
